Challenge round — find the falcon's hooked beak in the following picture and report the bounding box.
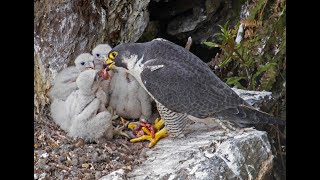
[105,51,118,70]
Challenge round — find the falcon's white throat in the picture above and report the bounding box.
[121,54,145,84]
[120,54,156,100]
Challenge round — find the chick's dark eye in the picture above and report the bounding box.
[96,54,100,57]
[80,62,85,65]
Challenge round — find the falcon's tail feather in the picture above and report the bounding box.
[215,104,285,126]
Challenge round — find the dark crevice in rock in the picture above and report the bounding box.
[139,0,239,63]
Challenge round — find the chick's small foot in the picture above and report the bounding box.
[113,122,130,139]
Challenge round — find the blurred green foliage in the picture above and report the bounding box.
[204,0,286,93]
[204,1,286,178]
[204,0,286,125]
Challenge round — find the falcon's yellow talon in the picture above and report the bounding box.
[154,118,160,124]
[148,127,168,148]
[154,118,165,131]
[142,127,151,135]
[130,135,152,143]
[129,118,168,148]
[129,127,168,148]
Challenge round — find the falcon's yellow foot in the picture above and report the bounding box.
[130,127,168,148]
[128,118,167,148]
[128,121,155,137]
[153,118,165,131]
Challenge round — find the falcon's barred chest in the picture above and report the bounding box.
[156,101,191,137]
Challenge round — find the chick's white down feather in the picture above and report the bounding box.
[50,54,111,141]
[50,53,96,132]
[49,53,97,101]
[66,69,113,141]
[92,44,153,120]
[92,44,114,105]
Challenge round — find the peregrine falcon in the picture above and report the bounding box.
[104,38,285,146]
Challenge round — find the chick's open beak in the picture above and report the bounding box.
[89,61,95,69]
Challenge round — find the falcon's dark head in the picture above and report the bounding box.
[104,43,145,71]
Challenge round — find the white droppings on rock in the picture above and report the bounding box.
[99,169,126,180]
[235,23,244,44]
[256,37,269,55]
[40,152,49,158]
[204,149,215,158]
[240,1,250,19]
[168,174,176,180]
[189,163,201,175]
[217,142,243,176]
[38,173,47,180]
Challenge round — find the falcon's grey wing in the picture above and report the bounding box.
[140,41,247,119]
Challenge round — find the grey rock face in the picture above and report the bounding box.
[99,169,127,180]
[34,0,150,85]
[100,127,273,180]
[126,128,273,180]
[232,87,273,108]
[167,0,222,36]
[34,0,150,116]
[99,89,276,180]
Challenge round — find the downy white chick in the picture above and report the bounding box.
[49,53,96,101]
[92,44,112,62]
[91,44,113,100]
[50,53,107,132]
[92,44,153,121]
[67,69,113,141]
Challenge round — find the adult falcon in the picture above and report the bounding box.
[104,38,285,147]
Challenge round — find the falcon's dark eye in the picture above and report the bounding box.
[109,51,118,59]
[80,62,85,65]
[96,54,100,57]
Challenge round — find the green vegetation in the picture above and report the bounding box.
[204,0,286,118]
[204,0,286,178]
[203,1,287,119]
